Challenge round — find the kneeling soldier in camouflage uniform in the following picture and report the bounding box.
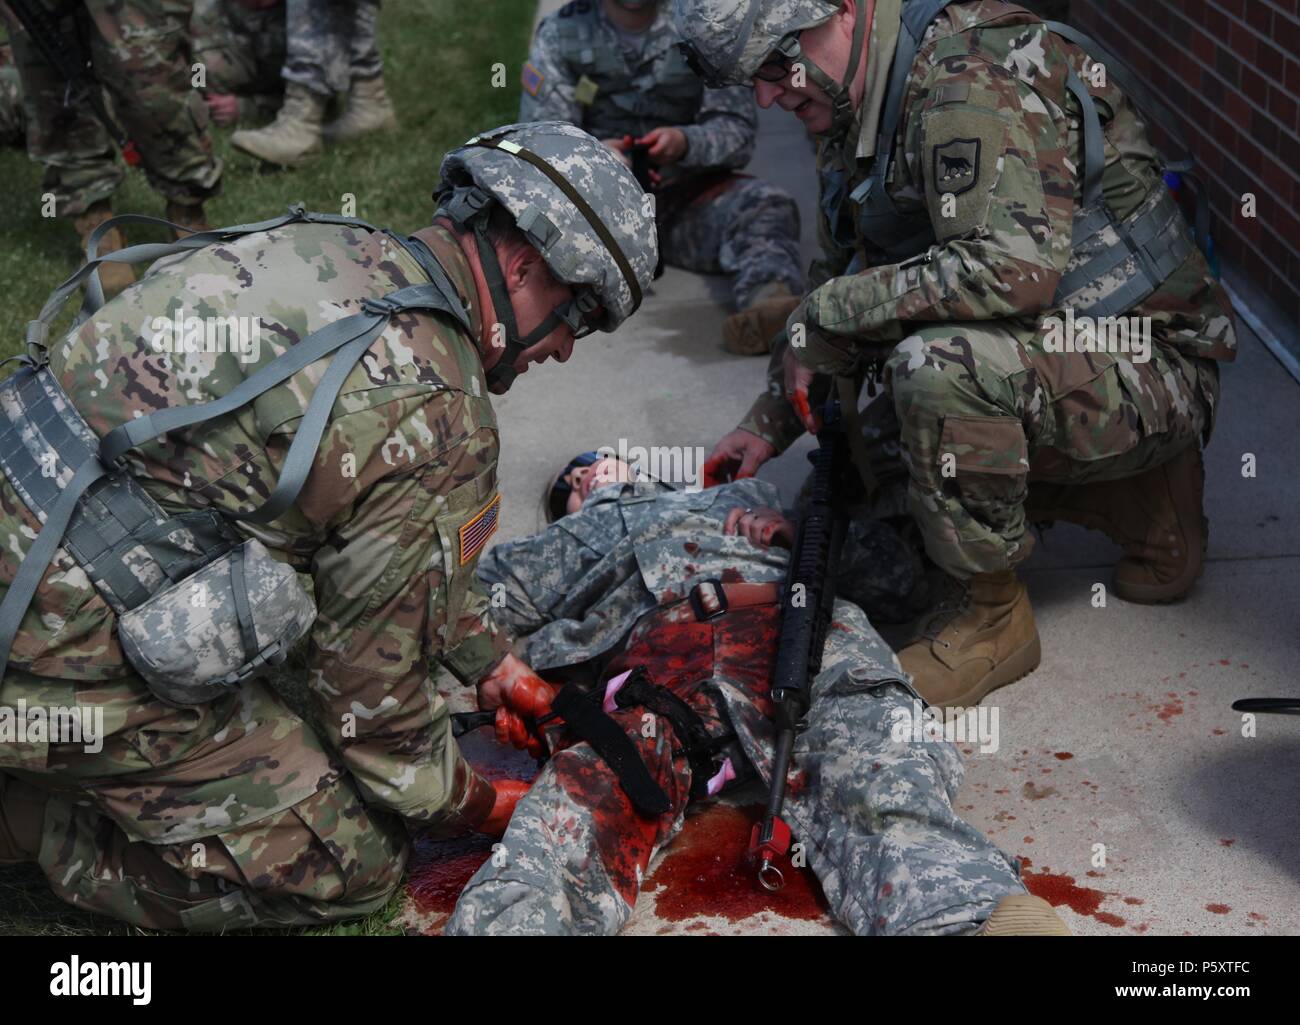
[677,0,1236,709]
[522,0,806,354]
[191,0,288,128]
[447,457,1066,935]
[0,122,657,931]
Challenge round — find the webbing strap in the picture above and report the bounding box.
[0,456,109,680]
[99,283,449,524]
[229,544,259,659]
[1065,70,1106,210]
[1046,21,1193,174]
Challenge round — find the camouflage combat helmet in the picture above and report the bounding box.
[672,0,868,135]
[436,121,658,389]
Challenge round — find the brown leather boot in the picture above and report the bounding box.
[72,199,135,299]
[977,894,1070,935]
[165,200,210,240]
[722,282,799,355]
[897,570,1041,710]
[1026,445,1207,604]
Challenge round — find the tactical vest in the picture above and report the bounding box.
[838,0,1207,320]
[0,207,470,706]
[552,0,704,139]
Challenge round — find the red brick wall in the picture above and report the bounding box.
[1068,0,1300,326]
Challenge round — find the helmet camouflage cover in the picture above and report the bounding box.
[437,120,657,331]
[672,0,841,86]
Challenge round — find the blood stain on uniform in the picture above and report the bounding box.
[406,833,496,917]
[1206,903,1232,914]
[683,542,700,555]
[647,803,829,923]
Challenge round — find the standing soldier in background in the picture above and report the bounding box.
[1,0,223,298]
[675,0,1236,709]
[231,0,396,167]
[191,0,287,128]
[522,0,805,355]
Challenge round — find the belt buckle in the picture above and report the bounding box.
[689,579,728,621]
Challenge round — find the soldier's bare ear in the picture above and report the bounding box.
[502,242,545,294]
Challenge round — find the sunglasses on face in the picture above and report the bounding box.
[753,32,806,83]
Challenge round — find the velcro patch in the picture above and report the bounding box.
[574,74,599,106]
[521,62,544,97]
[459,493,501,565]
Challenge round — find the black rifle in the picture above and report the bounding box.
[6,0,141,166]
[627,141,653,194]
[747,397,857,891]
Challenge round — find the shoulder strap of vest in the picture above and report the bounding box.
[854,0,960,204]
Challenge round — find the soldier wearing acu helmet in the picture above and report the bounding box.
[675,0,1237,710]
[0,121,657,931]
[522,0,805,354]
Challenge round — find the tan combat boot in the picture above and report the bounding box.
[73,199,135,299]
[230,83,327,167]
[976,895,1070,935]
[322,72,398,144]
[1026,444,1207,604]
[898,570,1041,710]
[165,200,210,240]
[722,282,799,355]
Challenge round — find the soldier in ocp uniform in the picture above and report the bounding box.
[1,0,224,297]
[230,0,396,167]
[0,122,658,931]
[522,0,806,355]
[676,0,1236,709]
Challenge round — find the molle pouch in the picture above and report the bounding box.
[117,539,316,707]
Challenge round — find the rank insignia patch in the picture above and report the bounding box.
[459,494,501,565]
[574,74,600,106]
[933,137,981,196]
[521,62,544,97]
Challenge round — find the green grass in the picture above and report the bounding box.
[0,0,539,359]
[0,0,538,935]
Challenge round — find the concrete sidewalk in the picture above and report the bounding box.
[421,2,1300,937]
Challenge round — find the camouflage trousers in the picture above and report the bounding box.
[192,0,287,116]
[879,322,1220,579]
[0,671,405,931]
[4,0,223,216]
[283,0,382,97]
[660,174,803,312]
[447,598,1024,936]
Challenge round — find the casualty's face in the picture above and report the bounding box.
[565,456,636,514]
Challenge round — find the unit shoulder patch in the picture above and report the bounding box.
[932,137,981,196]
[521,61,544,97]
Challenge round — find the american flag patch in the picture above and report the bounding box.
[521,61,544,97]
[459,494,501,565]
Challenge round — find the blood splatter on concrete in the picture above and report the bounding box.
[647,803,829,924]
[1206,903,1232,915]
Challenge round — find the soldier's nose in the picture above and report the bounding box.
[754,80,782,108]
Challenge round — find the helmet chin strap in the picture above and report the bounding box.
[796,2,869,136]
[438,185,568,392]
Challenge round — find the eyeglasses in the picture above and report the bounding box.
[753,32,805,83]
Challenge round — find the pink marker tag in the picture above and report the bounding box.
[602,670,634,713]
[706,757,736,796]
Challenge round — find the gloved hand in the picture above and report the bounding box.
[495,706,547,758]
[474,779,531,837]
[477,653,556,717]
